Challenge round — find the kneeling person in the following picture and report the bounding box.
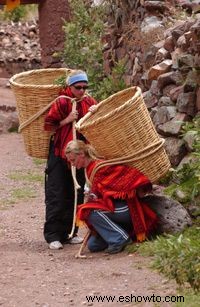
[65,140,157,254]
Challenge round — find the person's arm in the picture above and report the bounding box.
[59,110,78,127]
[44,97,75,131]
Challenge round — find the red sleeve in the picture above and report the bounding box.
[44,97,71,132]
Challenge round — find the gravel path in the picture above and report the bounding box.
[0,133,177,307]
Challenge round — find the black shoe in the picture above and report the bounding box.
[106,238,132,254]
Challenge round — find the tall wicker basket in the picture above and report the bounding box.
[76,86,171,183]
[10,68,71,159]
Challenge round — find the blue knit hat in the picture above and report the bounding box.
[67,72,88,86]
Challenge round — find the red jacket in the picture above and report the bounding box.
[44,87,97,159]
[77,160,157,241]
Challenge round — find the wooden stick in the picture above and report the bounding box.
[75,229,91,259]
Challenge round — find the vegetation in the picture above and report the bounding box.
[0,169,44,208]
[127,226,200,306]
[128,116,200,299]
[61,0,126,101]
[10,187,37,201]
[131,227,200,292]
[8,171,43,183]
[163,116,200,208]
[0,5,38,22]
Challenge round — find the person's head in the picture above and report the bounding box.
[66,70,88,99]
[65,140,97,169]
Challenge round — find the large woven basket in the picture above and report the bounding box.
[10,68,72,159]
[76,86,171,183]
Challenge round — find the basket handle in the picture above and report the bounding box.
[76,87,142,131]
[75,101,102,130]
[18,95,75,132]
[88,138,166,184]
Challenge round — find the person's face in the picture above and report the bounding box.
[70,82,88,99]
[66,151,86,169]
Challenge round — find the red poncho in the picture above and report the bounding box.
[77,160,157,241]
[44,87,97,159]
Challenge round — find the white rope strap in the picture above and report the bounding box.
[19,93,92,132]
[18,95,75,132]
[88,139,165,184]
[69,95,89,239]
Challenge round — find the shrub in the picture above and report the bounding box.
[61,0,126,100]
[0,5,37,22]
[131,227,200,292]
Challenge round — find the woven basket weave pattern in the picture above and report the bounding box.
[10,68,71,159]
[76,86,171,183]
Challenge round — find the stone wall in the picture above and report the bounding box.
[102,0,200,169]
[0,0,199,171]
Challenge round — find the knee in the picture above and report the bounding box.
[87,235,107,252]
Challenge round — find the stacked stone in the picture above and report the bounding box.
[0,21,41,77]
[143,17,200,168]
[102,1,200,169]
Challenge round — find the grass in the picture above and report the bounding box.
[8,170,44,183]
[0,169,44,208]
[32,158,46,166]
[10,187,37,200]
[175,289,200,307]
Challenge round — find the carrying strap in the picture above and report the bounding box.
[18,95,74,132]
[87,138,165,185]
[18,95,87,132]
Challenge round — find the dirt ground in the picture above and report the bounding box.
[0,132,179,307]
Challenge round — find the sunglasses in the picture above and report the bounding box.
[73,85,89,90]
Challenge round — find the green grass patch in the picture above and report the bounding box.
[10,187,37,201]
[0,188,37,208]
[0,199,15,210]
[8,170,43,183]
[32,158,46,166]
[175,289,200,307]
[0,169,44,208]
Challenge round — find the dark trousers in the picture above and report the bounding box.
[87,200,133,252]
[44,142,85,243]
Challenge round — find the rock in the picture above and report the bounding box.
[169,85,184,102]
[148,59,173,80]
[177,92,196,117]
[144,194,192,234]
[162,84,177,97]
[196,87,200,111]
[143,90,158,109]
[152,105,177,127]
[163,36,175,53]
[158,96,174,107]
[164,136,187,166]
[177,153,199,169]
[183,130,198,151]
[141,16,164,34]
[155,47,170,62]
[144,0,168,13]
[0,21,41,77]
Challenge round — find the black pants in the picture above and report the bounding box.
[44,142,85,243]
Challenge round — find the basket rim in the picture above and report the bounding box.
[76,86,141,131]
[9,68,71,89]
